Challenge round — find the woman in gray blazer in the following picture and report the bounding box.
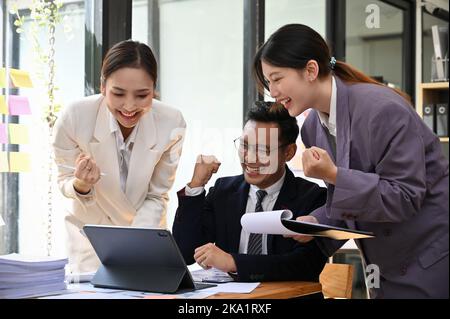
[253,24,448,299]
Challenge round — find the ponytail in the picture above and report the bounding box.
[333,60,411,103]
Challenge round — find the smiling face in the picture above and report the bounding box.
[261,60,314,117]
[101,67,155,136]
[238,120,295,189]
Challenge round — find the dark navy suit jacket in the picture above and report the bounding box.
[172,167,327,282]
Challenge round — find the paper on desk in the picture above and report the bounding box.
[66,271,95,283]
[41,291,140,299]
[62,283,216,299]
[191,268,233,283]
[241,210,374,240]
[201,282,260,294]
[67,282,125,294]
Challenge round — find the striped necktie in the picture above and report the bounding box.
[247,189,268,255]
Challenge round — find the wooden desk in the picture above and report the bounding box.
[207,281,322,299]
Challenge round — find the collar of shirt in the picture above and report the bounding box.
[249,169,286,205]
[317,75,337,137]
[108,110,139,151]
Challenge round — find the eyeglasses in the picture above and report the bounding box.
[233,137,289,158]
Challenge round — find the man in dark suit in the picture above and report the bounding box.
[173,102,327,282]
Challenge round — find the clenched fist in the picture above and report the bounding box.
[188,155,221,188]
[302,147,337,185]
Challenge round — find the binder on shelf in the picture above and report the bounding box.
[436,103,448,137]
[431,25,449,82]
[423,103,435,133]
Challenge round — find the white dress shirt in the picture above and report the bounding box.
[185,170,286,255]
[109,111,139,193]
[317,75,337,138]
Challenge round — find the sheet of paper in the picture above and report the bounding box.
[241,210,298,235]
[8,124,29,144]
[0,152,8,172]
[10,69,33,88]
[8,96,31,116]
[200,282,260,294]
[67,283,125,294]
[0,68,6,88]
[60,283,217,299]
[9,152,31,173]
[241,210,374,240]
[0,96,7,114]
[191,268,234,283]
[40,291,140,299]
[0,123,7,144]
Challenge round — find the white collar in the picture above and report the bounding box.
[108,109,139,146]
[249,170,286,198]
[317,76,337,137]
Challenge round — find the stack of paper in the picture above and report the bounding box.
[0,253,68,299]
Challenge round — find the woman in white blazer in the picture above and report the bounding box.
[52,40,186,272]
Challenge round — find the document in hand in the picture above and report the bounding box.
[241,210,374,240]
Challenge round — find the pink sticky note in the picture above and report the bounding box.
[0,123,7,144]
[8,96,31,115]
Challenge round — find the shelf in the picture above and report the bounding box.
[416,82,449,117]
[440,137,449,143]
[419,82,449,90]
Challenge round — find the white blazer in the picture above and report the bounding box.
[52,94,186,272]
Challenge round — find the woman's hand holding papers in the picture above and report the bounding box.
[285,215,319,243]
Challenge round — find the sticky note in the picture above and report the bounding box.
[0,123,7,144]
[0,96,8,115]
[9,152,31,173]
[8,95,31,115]
[8,124,29,144]
[0,152,9,172]
[0,68,6,88]
[10,69,33,88]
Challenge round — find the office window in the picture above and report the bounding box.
[4,0,86,256]
[264,0,326,177]
[132,0,244,228]
[346,0,404,90]
[265,0,326,39]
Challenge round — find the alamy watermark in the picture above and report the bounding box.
[365,264,380,289]
[366,4,381,29]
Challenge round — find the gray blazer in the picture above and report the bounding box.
[301,77,449,299]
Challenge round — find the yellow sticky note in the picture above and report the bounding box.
[0,68,6,88]
[10,69,33,88]
[0,152,9,172]
[8,124,29,144]
[9,152,31,173]
[0,96,8,115]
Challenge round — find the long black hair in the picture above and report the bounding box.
[253,24,410,102]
